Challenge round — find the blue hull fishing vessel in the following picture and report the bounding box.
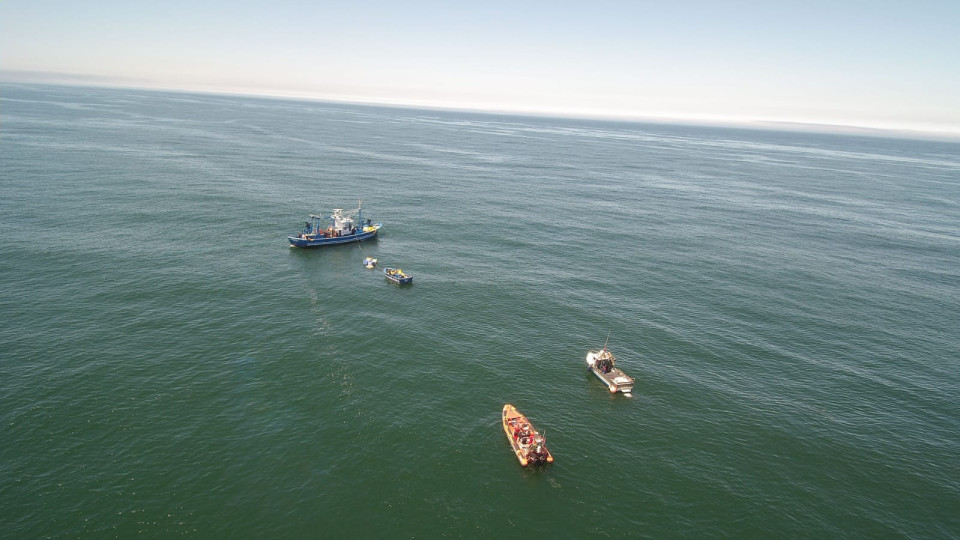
[288,203,382,248]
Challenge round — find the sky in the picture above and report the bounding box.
[2,0,960,136]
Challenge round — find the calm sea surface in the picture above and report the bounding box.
[2,84,959,538]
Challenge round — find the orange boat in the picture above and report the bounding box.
[502,404,554,466]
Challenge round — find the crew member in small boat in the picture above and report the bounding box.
[598,357,612,373]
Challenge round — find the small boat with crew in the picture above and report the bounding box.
[586,339,635,395]
[363,257,378,269]
[288,202,382,248]
[384,267,412,285]
[502,404,553,466]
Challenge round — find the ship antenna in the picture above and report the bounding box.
[603,330,610,351]
[355,200,365,250]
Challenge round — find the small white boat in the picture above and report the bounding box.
[363,257,378,269]
[586,342,635,395]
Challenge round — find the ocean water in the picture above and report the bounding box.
[2,83,959,538]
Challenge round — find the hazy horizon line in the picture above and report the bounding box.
[3,69,959,143]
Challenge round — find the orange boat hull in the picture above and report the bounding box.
[502,404,554,466]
